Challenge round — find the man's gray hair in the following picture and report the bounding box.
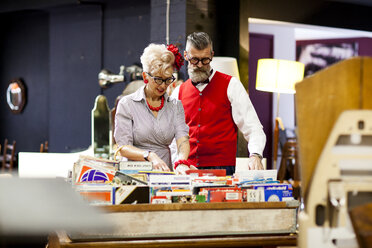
[186,32,213,53]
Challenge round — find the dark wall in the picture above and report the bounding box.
[249,33,274,168]
[214,1,239,58]
[49,4,102,152]
[301,1,372,32]
[0,0,152,154]
[244,0,372,33]
[102,0,151,107]
[0,10,50,153]
[48,0,152,153]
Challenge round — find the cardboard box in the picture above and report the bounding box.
[245,188,265,202]
[243,186,293,202]
[114,171,147,185]
[119,161,152,172]
[73,156,116,183]
[74,183,114,205]
[151,196,172,204]
[198,187,242,203]
[171,195,206,203]
[186,169,226,177]
[114,185,150,204]
[209,190,242,202]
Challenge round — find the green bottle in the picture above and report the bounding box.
[92,95,111,159]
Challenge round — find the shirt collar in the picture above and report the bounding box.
[209,69,216,80]
[132,85,169,102]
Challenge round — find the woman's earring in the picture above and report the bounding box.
[144,79,148,84]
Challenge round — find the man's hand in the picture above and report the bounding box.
[148,152,170,172]
[174,163,197,175]
[247,155,264,170]
[175,164,190,175]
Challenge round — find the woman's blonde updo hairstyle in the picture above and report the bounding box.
[140,44,175,78]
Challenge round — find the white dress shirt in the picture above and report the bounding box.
[171,70,266,157]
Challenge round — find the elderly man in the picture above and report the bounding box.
[171,32,266,175]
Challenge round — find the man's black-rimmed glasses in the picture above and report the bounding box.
[186,54,212,65]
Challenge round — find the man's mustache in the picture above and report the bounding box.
[192,68,208,73]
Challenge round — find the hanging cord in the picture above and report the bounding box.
[166,0,170,44]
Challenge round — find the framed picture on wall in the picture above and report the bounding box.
[296,38,359,77]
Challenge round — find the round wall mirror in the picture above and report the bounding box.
[6,78,26,114]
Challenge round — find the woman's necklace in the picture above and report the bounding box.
[146,96,164,112]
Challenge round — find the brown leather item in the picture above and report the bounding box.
[1,139,16,171]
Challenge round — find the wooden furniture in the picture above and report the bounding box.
[40,141,49,153]
[297,110,372,247]
[295,56,372,197]
[349,202,372,247]
[295,56,372,246]
[49,232,297,248]
[277,138,301,200]
[1,139,16,171]
[277,138,299,182]
[49,202,298,248]
[273,117,284,170]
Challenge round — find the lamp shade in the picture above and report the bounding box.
[210,57,240,80]
[256,59,304,94]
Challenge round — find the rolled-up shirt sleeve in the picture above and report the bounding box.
[114,97,134,146]
[173,99,189,140]
[228,77,266,156]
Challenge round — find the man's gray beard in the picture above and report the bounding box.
[188,66,211,82]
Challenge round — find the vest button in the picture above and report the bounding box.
[196,156,199,158]
[198,108,201,111]
[198,124,201,127]
[197,163,199,166]
[199,93,202,96]
[196,140,199,143]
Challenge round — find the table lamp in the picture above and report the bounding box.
[210,56,240,80]
[255,58,304,169]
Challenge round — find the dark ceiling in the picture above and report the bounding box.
[1,0,372,32]
[331,0,372,7]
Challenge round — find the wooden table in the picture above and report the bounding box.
[49,202,298,248]
[49,232,297,247]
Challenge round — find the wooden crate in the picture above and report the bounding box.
[66,201,298,241]
[295,56,372,197]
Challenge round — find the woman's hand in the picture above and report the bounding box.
[148,152,170,172]
[174,136,192,175]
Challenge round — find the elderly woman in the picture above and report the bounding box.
[114,44,193,175]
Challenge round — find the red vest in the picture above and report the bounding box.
[179,71,237,167]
